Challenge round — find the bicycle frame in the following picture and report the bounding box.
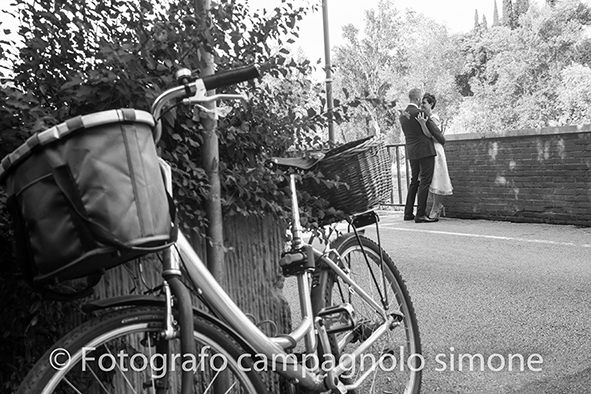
[148,68,404,392]
[162,163,398,392]
[12,65,420,394]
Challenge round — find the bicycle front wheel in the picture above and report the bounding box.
[312,234,422,394]
[17,306,269,394]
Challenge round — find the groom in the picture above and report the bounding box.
[399,88,443,223]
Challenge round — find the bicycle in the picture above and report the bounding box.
[11,64,422,393]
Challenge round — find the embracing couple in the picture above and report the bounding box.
[399,88,452,223]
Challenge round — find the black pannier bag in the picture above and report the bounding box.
[0,109,176,296]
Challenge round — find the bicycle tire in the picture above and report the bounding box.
[16,306,269,394]
[311,234,422,394]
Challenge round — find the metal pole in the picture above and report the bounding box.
[196,0,225,284]
[322,0,335,143]
[396,146,403,205]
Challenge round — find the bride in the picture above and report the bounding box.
[416,93,453,219]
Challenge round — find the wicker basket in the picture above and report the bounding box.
[302,136,392,216]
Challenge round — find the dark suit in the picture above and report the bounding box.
[399,104,445,218]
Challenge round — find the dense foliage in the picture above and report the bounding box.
[331,0,591,139]
[452,0,591,133]
[0,0,337,389]
[0,0,335,225]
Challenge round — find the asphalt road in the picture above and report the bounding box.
[361,212,591,394]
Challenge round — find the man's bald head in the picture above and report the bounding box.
[409,88,422,104]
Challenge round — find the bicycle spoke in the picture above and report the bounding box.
[203,369,239,394]
[18,307,268,394]
[87,365,114,394]
[146,333,156,394]
[101,343,138,393]
[62,378,83,394]
[314,234,422,394]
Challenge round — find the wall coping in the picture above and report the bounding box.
[446,123,591,141]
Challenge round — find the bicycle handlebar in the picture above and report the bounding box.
[201,64,260,91]
[151,64,262,142]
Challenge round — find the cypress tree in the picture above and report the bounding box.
[502,0,516,29]
[474,9,480,30]
[493,0,500,26]
[516,0,530,17]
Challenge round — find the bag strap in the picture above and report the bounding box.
[51,165,177,252]
[6,195,36,282]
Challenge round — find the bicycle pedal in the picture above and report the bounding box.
[317,304,356,334]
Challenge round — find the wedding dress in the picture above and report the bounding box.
[429,114,453,196]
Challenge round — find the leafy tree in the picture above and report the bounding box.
[574,37,591,65]
[556,64,591,124]
[320,0,591,139]
[449,0,591,133]
[515,0,531,17]
[329,0,404,143]
[399,11,465,131]
[331,0,463,141]
[0,0,332,225]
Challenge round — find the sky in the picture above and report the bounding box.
[244,0,548,62]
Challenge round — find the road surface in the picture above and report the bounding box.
[362,213,591,393]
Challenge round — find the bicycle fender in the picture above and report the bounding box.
[81,295,261,357]
[82,294,166,312]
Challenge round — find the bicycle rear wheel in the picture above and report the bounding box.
[17,306,268,394]
[312,234,422,394]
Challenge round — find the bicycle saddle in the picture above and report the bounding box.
[271,154,325,170]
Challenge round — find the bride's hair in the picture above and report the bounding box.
[422,93,437,109]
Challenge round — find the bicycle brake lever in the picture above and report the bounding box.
[194,104,233,118]
[181,93,248,105]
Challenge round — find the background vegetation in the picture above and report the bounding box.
[331,0,591,142]
[1,0,591,391]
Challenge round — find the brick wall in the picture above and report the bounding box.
[444,125,591,226]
